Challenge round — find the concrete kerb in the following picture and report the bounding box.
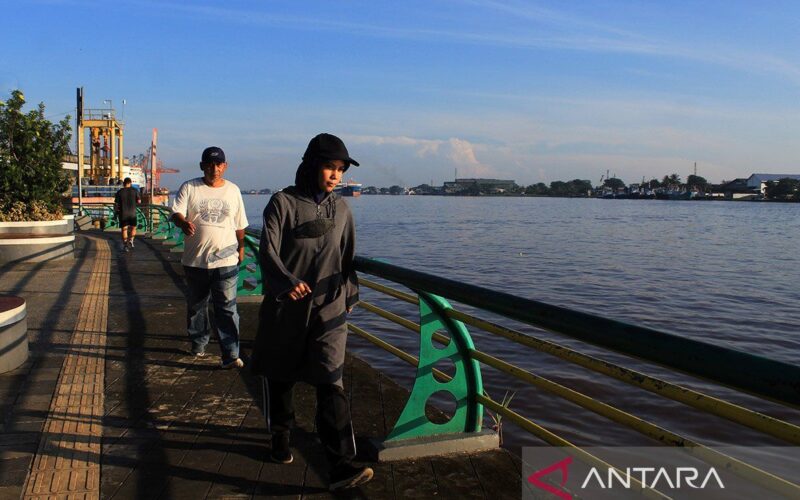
[373,430,500,462]
[0,296,28,374]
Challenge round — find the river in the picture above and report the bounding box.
[241,194,800,452]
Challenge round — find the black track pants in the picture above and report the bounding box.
[261,377,356,467]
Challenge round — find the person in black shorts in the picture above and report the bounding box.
[114,177,141,251]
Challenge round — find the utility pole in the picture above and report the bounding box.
[149,129,158,234]
[76,87,84,213]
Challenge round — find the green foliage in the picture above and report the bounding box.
[524,179,590,197]
[0,199,63,222]
[570,179,593,194]
[686,174,708,188]
[603,177,626,190]
[549,180,567,195]
[525,182,549,195]
[0,89,72,220]
[662,173,682,187]
[549,179,592,196]
[764,178,800,200]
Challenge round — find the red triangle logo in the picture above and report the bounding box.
[527,456,573,500]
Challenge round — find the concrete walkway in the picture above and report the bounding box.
[0,231,525,499]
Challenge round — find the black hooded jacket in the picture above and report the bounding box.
[250,162,358,386]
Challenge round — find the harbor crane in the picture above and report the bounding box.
[132,151,179,194]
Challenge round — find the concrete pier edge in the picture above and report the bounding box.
[374,429,500,462]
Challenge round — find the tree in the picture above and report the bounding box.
[388,185,405,195]
[569,179,592,196]
[525,183,549,195]
[549,180,568,196]
[603,177,626,191]
[686,175,708,190]
[764,178,800,199]
[669,173,682,186]
[647,178,661,188]
[0,90,72,220]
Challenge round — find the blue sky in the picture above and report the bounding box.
[3,0,799,189]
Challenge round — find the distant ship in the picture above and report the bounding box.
[63,93,177,207]
[63,155,170,204]
[334,180,362,197]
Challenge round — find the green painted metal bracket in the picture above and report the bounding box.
[104,205,120,230]
[150,213,172,239]
[386,291,483,441]
[148,206,173,239]
[237,234,262,296]
[135,207,148,230]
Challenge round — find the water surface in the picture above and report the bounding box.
[243,195,800,450]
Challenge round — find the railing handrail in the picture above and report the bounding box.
[86,205,798,406]
[353,256,800,407]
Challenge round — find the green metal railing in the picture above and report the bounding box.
[74,202,148,232]
[93,202,799,496]
[75,203,263,297]
[239,230,262,296]
[347,257,800,496]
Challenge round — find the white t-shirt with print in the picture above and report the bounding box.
[171,178,249,269]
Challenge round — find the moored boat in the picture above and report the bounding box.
[334,179,362,197]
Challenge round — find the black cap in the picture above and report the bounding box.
[302,133,359,166]
[201,146,226,164]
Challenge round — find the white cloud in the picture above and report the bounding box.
[122,1,800,86]
[345,134,495,179]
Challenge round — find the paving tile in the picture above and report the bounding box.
[22,238,110,499]
[4,232,525,500]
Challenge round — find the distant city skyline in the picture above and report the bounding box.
[3,1,799,189]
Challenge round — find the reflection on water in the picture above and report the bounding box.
[244,195,800,451]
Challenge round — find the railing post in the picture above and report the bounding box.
[386,291,483,441]
[104,204,119,230]
[237,234,263,296]
[136,207,147,231]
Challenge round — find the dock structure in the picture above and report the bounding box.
[0,232,524,499]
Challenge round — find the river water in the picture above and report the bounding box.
[242,194,800,451]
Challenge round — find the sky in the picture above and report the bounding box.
[2,0,800,190]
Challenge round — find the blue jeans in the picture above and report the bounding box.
[183,265,240,362]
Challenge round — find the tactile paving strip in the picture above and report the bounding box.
[23,237,110,500]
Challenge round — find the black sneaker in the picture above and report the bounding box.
[329,463,374,491]
[269,432,293,464]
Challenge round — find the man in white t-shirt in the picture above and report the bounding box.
[171,146,249,369]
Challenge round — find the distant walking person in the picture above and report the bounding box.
[114,177,141,252]
[250,133,372,491]
[171,147,249,369]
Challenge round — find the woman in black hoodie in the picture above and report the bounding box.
[251,133,372,491]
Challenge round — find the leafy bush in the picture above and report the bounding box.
[0,90,72,221]
[0,200,63,222]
